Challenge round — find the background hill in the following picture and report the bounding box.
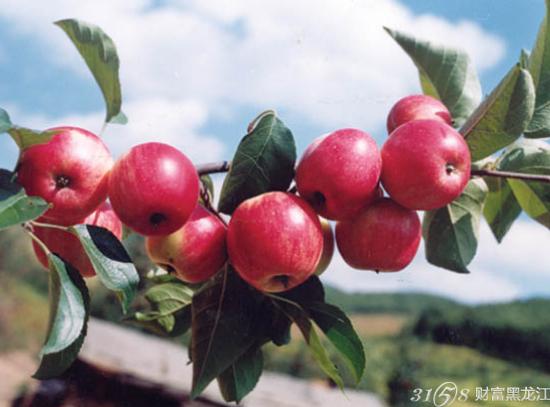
[1,229,550,406]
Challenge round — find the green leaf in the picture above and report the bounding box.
[218,111,296,214]
[461,64,535,161]
[385,27,482,127]
[483,177,522,242]
[142,282,194,332]
[217,346,263,403]
[526,0,550,138]
[34,254,90,379]
[190,268,262,398]
[8,127,56,150]
[307,301,365,383]
[0,108,12,133]
[71,224,139,313]
[0,170,49,229]
[146,282,194,313]
[133,307,191,337]
[498,142,550,228]
[55,19,125,124]
[274,298,344,389]
[423,178,489,273]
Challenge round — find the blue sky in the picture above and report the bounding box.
[0,0,548,303]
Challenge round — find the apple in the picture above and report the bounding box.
[227,192,323,292]
[295,128,381,220]
[336,198,421,272]
[381,120,471,210]
[145,205,227,284]
[108,142,199,236]
[386,94,452,134]
[32,201,123,277]
[314,217,334,275]
[17,126,113,226]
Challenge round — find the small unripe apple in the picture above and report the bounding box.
[32,201,123,277]
[336,198,421,272]
[381,120,471,210]
[17,126,113,226]
[386,94,452,134]
[295,128,381,220]
[145,205,227,284]
[108,142,199,236]
[227,192,323,292]
[314,217,334,276]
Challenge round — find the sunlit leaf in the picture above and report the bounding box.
[71,224,139,313]
[55,19,125,124]
[385,27,482,127]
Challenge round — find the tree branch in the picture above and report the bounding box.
[195,160,550,184]
[195,161,231,175]
[471,169,550,183]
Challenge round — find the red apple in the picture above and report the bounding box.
[314,217,334,276]
[17,126,113,226]
[32,201,123,277]
[295,128,381,220]
[381,120,471,210]
[108,142,199,236]
[145,205,227,284]
[386,94,452,134]
[336,198,421,272]
[227,192,323,292]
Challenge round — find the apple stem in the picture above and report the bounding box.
[99,121,108,137]
[30,220,70,231]
[22,224,51,255]
[471,169,550,184]
[199,182,228,226]
[196,161,231,175]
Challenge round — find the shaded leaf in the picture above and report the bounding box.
[0,108,12,133]
[55,19,125,124]
[526,0,550,138]
[0,170,48,229]
[8,127,56,150]
[34,254,90,379]
[190,268,262,398]
[461,64,535,161]
[423,178,489,273]
[483,176,522,242]
[218,111,296,214]
[280,275,324,304]
[498,142,550,228]
[308,301,365,383]
[385,27,482,127]
[71,224,139,313]
[218,346,263,403]
[274,298,344,389]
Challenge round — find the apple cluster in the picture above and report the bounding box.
[20,94,470,295]
[228,94,470,292]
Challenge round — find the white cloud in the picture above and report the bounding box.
[3,98,224,163]
[0,0,505,133]
[322,218,549,304]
